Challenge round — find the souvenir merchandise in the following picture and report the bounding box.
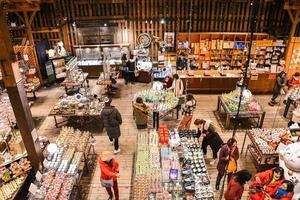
[36,127,91,200]
[39,170,74,200]
[245,128,297,168]
[133,127,214,200]
[171,129,214,199]
[289,86,300,102]
[0,175,26,200]
[248,128,291,155]
[51,92,103,116]
[0,157,31,200]
[0,131,27,167]
[0,95,16,133]
[62,57,88,87]
[134,89,178,113]
[222,89,262,112]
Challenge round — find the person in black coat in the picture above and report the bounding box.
[100,97,122,154]
[194,119,224,165]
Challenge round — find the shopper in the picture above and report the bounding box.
[268,180,294,200]
[121,53,128,84]
[100,97,122,154]
[224,169,252,200]
[162,76,173,89]
[176,52,188,70]
[216,138,239,190]
[178,94,196,130]
[125,55,136,84]
[287,72,300,90]
[133,97,148,129]
[98,151,120,200]
[170,74,184,97]
[249,167,285,200]
[194,119,223,165]
[268,71,287,106]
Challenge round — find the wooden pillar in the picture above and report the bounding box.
[0,10,43,172]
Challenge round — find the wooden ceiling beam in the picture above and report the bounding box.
[14,12,25,24]
[284,1,300,10]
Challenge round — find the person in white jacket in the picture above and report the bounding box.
[170,74,184,97]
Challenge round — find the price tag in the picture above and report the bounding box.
[35,171,42,182]
[23,54,29,61]
[29,183,38,195]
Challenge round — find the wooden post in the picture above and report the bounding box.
[23,11,35,45]
[0,10,43,172]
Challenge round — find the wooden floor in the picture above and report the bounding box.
[30,79,290,200]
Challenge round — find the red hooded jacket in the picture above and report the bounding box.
[249,170,294,200]
[98,158,119,181]
[224,177,244,200]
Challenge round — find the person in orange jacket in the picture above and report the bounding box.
[98,151,120,200]
[249,167,285,200]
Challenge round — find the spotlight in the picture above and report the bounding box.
[160,18,165,24]
[104,23,107,27]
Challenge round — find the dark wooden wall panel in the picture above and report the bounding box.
[7,0,296,58]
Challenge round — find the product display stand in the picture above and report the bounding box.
[283,97,294,118]
[241,130,278,171]
[216,96,265,129]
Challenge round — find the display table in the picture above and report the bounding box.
[179,70,242,93]
[28,127,96,200]
[217,95,265,129]
[241,128,293,171]
[49,94,103,128]
[133,127,213,199]
[283,86,300,118]
[178,70,276,94]
[134,90,179,129]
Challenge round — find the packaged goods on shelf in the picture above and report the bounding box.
[0,95,16,133]
[0,175,26,200]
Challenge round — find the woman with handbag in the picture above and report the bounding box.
[216,138,239,191]
[98,151,120,200]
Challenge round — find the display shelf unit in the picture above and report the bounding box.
[73,43,130,78]
[177,32,285,70]
[285,37,300,76]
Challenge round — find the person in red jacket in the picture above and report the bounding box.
[287,72,300,90]
[98,151,120,200]
[249,167,285,200]
[225,169,252,200]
